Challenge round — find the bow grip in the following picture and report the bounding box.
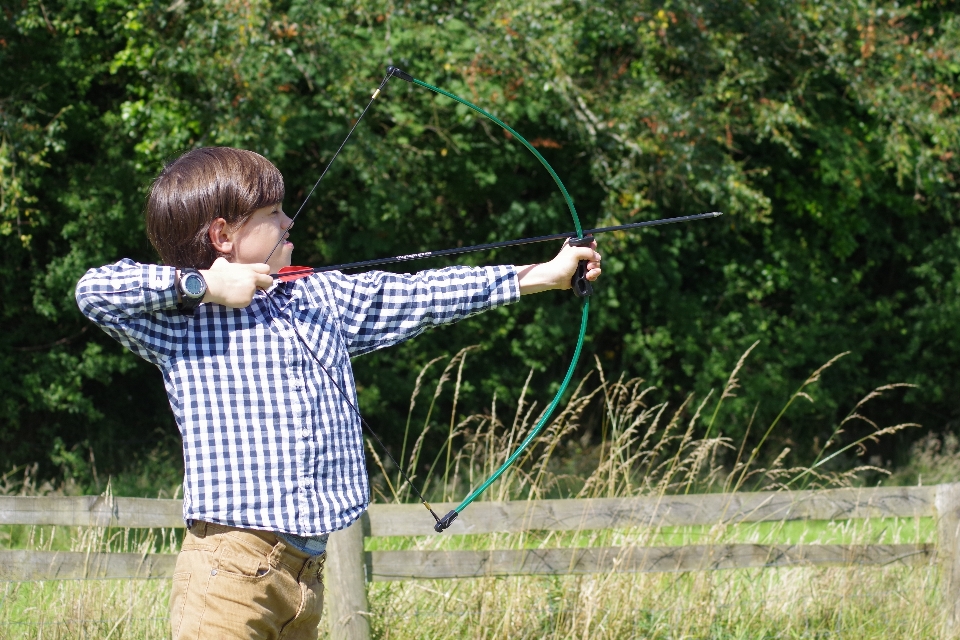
[567,235,595,298]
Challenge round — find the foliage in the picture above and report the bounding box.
[0,0,957,476]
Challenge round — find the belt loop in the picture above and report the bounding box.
[194,520,207,537]
[269,535,286,568]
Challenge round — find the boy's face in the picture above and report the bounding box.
[222,203,294,272]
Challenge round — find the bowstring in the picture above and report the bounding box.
[262,70,442,524]
[262,293,441,523]
[263,71,393,264]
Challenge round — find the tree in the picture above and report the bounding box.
[1,0,957,481]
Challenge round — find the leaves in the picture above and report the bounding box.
[0,0,957,478]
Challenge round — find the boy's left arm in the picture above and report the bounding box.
[324,240,600,356]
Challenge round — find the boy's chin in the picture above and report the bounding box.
[267,254,293,273]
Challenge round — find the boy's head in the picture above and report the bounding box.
[146,147,286,269]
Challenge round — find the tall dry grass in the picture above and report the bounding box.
[365,346,933,639]
[0,346,940,639]
[0,469,177,638]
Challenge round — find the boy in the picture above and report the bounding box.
[76,147,601,639]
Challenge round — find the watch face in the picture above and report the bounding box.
[183,273,205,297]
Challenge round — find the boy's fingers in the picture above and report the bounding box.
[571,247,600,263]
[250,263,271,274]
[254,273,274,289]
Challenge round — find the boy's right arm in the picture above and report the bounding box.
[75,259,188,366]
[76,258,274,365]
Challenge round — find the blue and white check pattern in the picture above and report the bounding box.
[76,259,518,535]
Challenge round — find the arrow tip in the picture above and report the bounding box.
[708,211,723,217]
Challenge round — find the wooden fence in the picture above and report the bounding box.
[2,484,959,639]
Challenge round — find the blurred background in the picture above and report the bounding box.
[0,0,957,493]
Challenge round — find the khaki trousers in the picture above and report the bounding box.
[170,521,325,640]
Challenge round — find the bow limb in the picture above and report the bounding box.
[397,72,591,531]
[410,78,585,237]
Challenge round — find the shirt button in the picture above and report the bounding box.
[300,428,310,438]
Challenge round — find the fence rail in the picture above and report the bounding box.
[0,484,937,531]
[367,543,935,581]
[1,484,958,640]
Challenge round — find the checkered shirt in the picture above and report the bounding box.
[76,259,519,535]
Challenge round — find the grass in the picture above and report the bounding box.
[0,347,946,639]
[0,512,178,639]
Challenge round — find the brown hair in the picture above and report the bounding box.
[145,147,285,269]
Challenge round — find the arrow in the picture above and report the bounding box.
[274,212,722,281]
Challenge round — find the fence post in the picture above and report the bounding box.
[327,515,371,640]
[937,483,960,638]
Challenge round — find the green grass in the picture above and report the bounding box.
[0,353,946,638]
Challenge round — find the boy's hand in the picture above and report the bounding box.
[197,257,273,308]
[517,239,602,296]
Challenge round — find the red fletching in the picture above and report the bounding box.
[277,266,315,282]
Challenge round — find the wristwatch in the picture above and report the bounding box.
[177,268,207,313]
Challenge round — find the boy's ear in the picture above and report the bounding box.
[209,218,234,256]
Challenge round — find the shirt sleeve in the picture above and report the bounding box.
[320,265,519,356]
[75,258,188,366]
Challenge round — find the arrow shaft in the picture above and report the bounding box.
[274,211,721,278]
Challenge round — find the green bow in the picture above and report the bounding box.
[276,65,590,532]
[382,67,591,532]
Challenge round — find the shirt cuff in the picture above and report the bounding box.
[487,264,520,308]
[141,264,180,311]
